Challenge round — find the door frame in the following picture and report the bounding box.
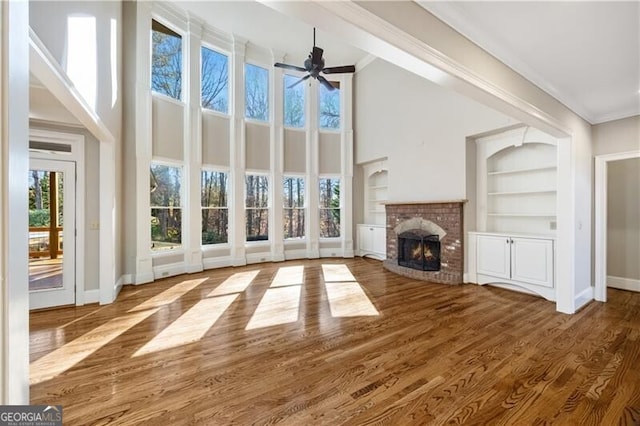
[594,149,640,302]
[29,128,85,305]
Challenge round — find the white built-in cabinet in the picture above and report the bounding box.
[358,159,388,259]
[468,127,557,300]
[470,232,555,300]
[358,224,386,260]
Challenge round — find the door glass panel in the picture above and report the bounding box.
[29,169,64,291]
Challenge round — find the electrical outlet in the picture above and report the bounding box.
[550,221,557,230]
[89,221,100,230]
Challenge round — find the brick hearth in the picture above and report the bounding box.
[383,201,465,284]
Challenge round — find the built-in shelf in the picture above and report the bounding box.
[363,161,388,225]
[488,190,556,196]
[476,129,558,236]
[487,166,556,176]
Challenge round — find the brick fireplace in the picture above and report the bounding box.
[383,201,465,284]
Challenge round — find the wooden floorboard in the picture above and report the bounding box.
[29,258,640,425]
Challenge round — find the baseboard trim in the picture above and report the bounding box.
[203,256,233,270]
[574,286,594,312]
[608,276,640,292]
[153,263,186,280]
[284,249,308,260]
[134,272,154,285]
[83,289,100,304]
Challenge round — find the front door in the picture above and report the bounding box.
[29,158,76,309]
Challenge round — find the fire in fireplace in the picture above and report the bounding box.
[397,230,441,271]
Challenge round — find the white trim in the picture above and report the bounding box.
[284,249,308,260]
[29,129,86,308]
[319,248,345,258]
[83,289,100,304]
[153,262,186,280]
[246,252,273,264]
[594,150,640,302]
[574,286,595,311]
[203,256,233,270]
[355,54,377,73]
[608,276,640,293]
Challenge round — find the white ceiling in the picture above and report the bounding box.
[177,1,368,69]
[418,1,640,124]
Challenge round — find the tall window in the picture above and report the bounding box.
[245,64,269,121]
[283,177,305,239]
[319,82,340,130]
[150,163,182,250]
[201,46,229,113]
[246,174,269,241]
[151,20,182,100]
[283,74,305,128]
[201,170,229,245]
[319,178,340,238]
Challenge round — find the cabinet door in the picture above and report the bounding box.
[477,235,511,279]
[372,226,386,256]
[511,237,554,287]
[358,225,373,253]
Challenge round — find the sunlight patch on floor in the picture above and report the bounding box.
[322,264,378,317]
[270,265,304,288]
[245,286,302,330]
[30,308,159,384]
[133,294,238,357]
[129,278,208,312]
[322,264,356,282]
[324,281,379,317]
[208,270,259,297]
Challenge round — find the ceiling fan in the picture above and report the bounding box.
[274,28,356,91]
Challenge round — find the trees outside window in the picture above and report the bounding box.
[283,74,305,128]
[246,174,269,241]
[283,177,305,239]
[151,20,182,100]
[319,178,340,238]
[201,170,229,245]
[319,82,340,130]
[245,64,269,121]
[150,163,182,250]
[201,46,229,113]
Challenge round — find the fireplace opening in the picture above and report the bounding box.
[398,230,441,271]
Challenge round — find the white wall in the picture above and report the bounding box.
[354,58,514,201]
[607,158,640,281]
[593,115,640,282]
[593,115,640,156]
[29,0,124,284]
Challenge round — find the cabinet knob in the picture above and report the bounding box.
[369,227,374,231]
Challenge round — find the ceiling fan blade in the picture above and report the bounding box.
[317,75,336,91]
[274,62,307,73]
[288,74,311,89]
[322,65,356,74]
[311,46,324,66]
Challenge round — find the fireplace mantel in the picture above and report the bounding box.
[382,200,467,205]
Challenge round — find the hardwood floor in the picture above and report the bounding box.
[30,258,640,425]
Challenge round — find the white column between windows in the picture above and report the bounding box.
[271,50,285,261]
[341,73,355,257]
[134,2,154,284]
[307,80,320,258]
[185,16,205,273]
[230,36,247,266]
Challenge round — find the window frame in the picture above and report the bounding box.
[318,176,341,239]
[150,18,185,103]
[150,159,184,254]
[201,167,231,247]
[200,43,230,116]
[318,80,341,132]
[244,172,270,244]
[283,73,306,129]
[244,61,271,124]
[283,175,307,241]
